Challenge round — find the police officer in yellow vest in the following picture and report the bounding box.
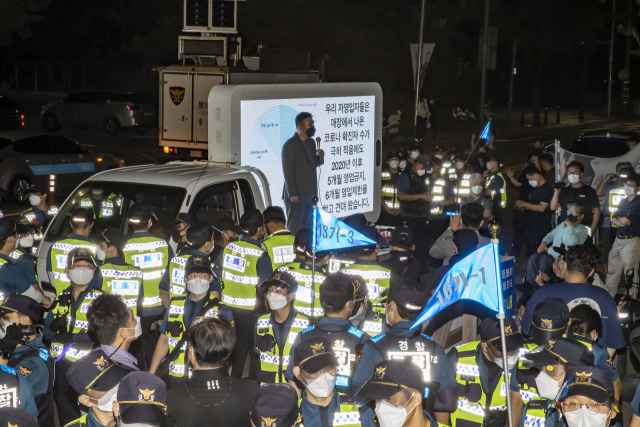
[169,213,196,257]
[447,317,525,427]
[353,359,447,427]
[379,151,405,226]
[76,188,115,221]
[263,206,296,270]
[450,152,473,203]
[484,154,507,226]
[43,248,104,426]
[217,209,273,378]
[425,157,457,270]
[23,183,58,251]
[254,271,309,384]
[46,208,102,296]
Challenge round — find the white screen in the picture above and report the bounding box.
[240,96,376,217]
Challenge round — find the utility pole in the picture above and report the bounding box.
[608,0,616,117]
[507,40,517,121]
[414,0,426,136]
[479,0,490,124]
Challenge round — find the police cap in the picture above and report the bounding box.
[251,383,299,427]
[415,155,431,168]
[26,183,48,195]
[523,337,595,370]
[67,350,135,394]
[66,247,97,268]
[169,212,196,229]
[557,367,615,404]
[117,371,167,426]
[186,221,214,248]
[391,226,413,248]
[0,218,17,240]
[97,227,127,253]
[0,294,46,324]
[128,203,154,223]
[184,254,215,277]
[528,298,570,347]
[70,208,94,226]
[479,317,524,353]
[259,270,298,294]
[388,279,428,314]
[15,217,36,235]
[0,408,38,427]
[319,272,357,310]
[293,337,338,374]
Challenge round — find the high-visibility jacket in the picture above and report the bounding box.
[520,397,551,427]
[21,204,58,244]
[63,414,89,427]
[426,175,451,216]
[607,186,626,228]
[0,257,9,301]
[123,236,169,311]
[50,289,104,362]
[221,240,266,309]
[360,309,384,337]
[256,311,309,383]
[486,172,507,209]
[452,172,472,203]
[441,160,453,175]
[263,230,296,270]
[100,261,143,316]
[381,169,400,209]
[77,196,115,219]
[48,238,97,295]
[298,395,361,427]
[341,262,391,305]
[279,262,326,316]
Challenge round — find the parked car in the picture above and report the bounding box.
[0,96,24,130]
[571,130,639,158]
[41,91,157,136]
[0,131,124,203]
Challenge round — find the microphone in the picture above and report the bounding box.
[315,137,321,150]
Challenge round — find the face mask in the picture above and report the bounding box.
[96,247,106,262]
[306,126,316,138]
[28,195,41,206]
[19,235,34,248]
[535,371,561,399]
[349,304,365,323]
[122,315,142,340]
[0,319,11,340]
[435,154,443,159]
[68,267,94,285]
[564,407,610,427]
[267,292,288,311]
[303,372,335,398]
[486,161,493,170]
[91,384,119,412]
[625,184,636,196]
[529,179,539,188]
[416,169,426,176]
[389,160,399,169]
[375,395,417,427]
[568,174,581,184]
[455,161,464,170]
[399,161,407,169]
[486,346,518,371]
[186,277,209,294]
[471,185,483,195]
[410,151,419,159]
[567,214,578,222]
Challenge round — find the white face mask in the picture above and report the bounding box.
[486,346,519,371]
[624,184,636,196]
[122,315,142,340]
[0,319,11,340]
[399,161,407,169]
[303,372,335,398]
[535,370,561,399]
[349,304,365,323]
[267,292,288,311]
[389,160,399,169]
[410,151,419,159]
[68,267,95,285]
[96,247,106,262]
[416,169,426,176]
[435,154,443,159]
[471,185,483,195]
[19,235,34,248]
[455,161,464,170]
[91,384,119,412]
[28,195,42,206]
[529,179,539,188]
[564,407,610,427]
[568,174,581,184]
[486,161,493,170]
[186,277,209,294]
[375,395,417,427]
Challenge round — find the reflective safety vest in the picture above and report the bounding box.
[48,239,97,295]
[50,289,103,362]
[453,173,472,203]
[263,231,296,270]
[21,205,58,243]
[77,196,115,218]
[298,395,361,427]
[256,311,309,383]
[63,414,89,427]
[0,365,20,409]
[486,172,507,209]
[381,169,400,209]
[360,309,384,337]
[221,240,266,309]
[607,186,626,228]
[341,262,391,305]
[426,176,449,215]
[168,254,193,298]
[367,330,435,381]
[123,237,170,310]
[0,257,9,301]
[517,341,538,370]
[279,263,326,316]
[100,262,143,316]
[165,295,231,378]
[441,160,453,175]
[521,398,551,427]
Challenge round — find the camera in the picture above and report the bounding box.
[554,182,565,190]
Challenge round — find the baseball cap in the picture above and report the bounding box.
[259,270,299,294]
[67,350,135,394]
[0,408,38,427]
[0,218,17,240]
[479,317,525,353]
[67,247,97,268]
[26,183,48,195]
[528,298,570,346]
[353,359,440,409]
[184,255,215,277]
[186,221,214,248]
[70,208,94,226]
[169,213,196,228]
[128,203,154,223]
[388,279,428,314]
[293,337,338,374]
[240,209,264,235]
[251,383,299,427]
[97,227,127,252]
[0,294,46,324]
[618,167,635,179]
[117,372,167,426]
[523,338,595,369]
[386,151,400,161]
[453,229,479,255]
[319,272,357,310]
[557,367,615,403]
[415,155,431,168]
[215,216,242,235]
[390,226,413,249]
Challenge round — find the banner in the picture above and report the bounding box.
[410,43,435,89]
[479,122,491,144]
[313,208,377,252]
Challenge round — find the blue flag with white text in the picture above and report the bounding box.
[479,121,490,144]
[313,208,377,252]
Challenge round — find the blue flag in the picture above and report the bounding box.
[479,121,490,144]
[412,244,504,328]
[313,208,377,252]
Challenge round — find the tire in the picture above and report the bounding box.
[42,114,60,131]
[104,117,122,136]
[9,175,31,204]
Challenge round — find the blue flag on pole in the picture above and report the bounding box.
[411,244,504,328]
[479,121,491,143]
[312,208,377,252]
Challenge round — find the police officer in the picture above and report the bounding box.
[0,360,37,418]
[447,317,525,427]
[347,275,380,336]
[23,183,58,249]
[379,151,404,226]
[250,383,299,427]
[451,153,473,203]
[149,256,232,386]
[11,218,39,275]
[352,279,457,425]
[286,272,370,399]
[65,349,135,427]
[254,271,309,383]
[168,213,195,256]
[484,154,507,226]
[211,216,241,265]
[378,227,420,283]
[0,295,52,426]
[44,248,104,425]
[218,208,273,377]
[330,214,375,273]
[523,298,571,356]
[76,188,116,222]
[263,206,296,270]
[425,157,457,266]
[46,208,102,295]
[292,337,361,427]
[0,408,38,427]
[114,372,167,427]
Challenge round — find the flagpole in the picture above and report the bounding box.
[311,196,318,322]
[489,222,513,427]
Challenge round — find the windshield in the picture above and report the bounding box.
[45,181,186,241]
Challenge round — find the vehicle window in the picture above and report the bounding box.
[45,182,186,240]
[84,91,106,103]
[106,92,155,105]
[65,92,84,104]
[237,179,256,211]
[48,136,83,155]
[190,181,239,225]
[570,138,628,158]
[13,136,53,154]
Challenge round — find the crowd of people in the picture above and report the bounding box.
[0,125,639,427]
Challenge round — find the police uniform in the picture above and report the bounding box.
[250,383,299,427]
[0,218,42,302]
[451,171,473,203]
[602,176,627,266]
[485,171,507,226]
[0,365,38,418]
[279,261,327,317]
[11,245,38,284]
[263,229,296,270]
[427,171,456,246]
[100,257,143,316]
[21,204,58,247]
[76,195,115,220]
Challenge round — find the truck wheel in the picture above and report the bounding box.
[9,175,31,204]
[104,117,122,136]
[43,114,60,131]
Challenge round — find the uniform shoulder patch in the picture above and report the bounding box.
[527,400,546,410]
[0,365,16,375]
[348,327,364,338]
[421,333,434,341]
[370,333,386,343]
[18,365,33,377]
[302,325,315,334]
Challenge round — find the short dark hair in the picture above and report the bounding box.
[540,153,554,166]
[461,203,484,229]
[564,245,595,277]
[389,300,421,322]
[87,294,130,345]
[295,112,313,128]
[616,161,632,171]
[357,247,376,257]
[187,316,236,368]
[528,152,540,162]
[569,304,602,337]
[627,174,640,187]
[566,201,586,216]
[263,206,286,225]
[567,161,584,173]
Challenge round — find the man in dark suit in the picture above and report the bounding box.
[282,112,325,234]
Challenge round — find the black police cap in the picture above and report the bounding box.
[26,183,48,195]
[479,317,524,353]
[251,383,299,427]
[117,371,167,425]
[66,247,97,268]
[319,272,357,310]
[0,408,38,427]
[0,294,46,324]
[186,221,214,248]
[128,203,154,222]
[0,217,17,240]
[184,254,215,277]
[259,270,299,294]
[529,298,570,346]
[67,350,135,394]
[524,337,595,370]
[98,227,127,252]
[388,279,428,314]
[558,367,615,403]
[240,209,264,235]
[169,212,196,228]
[293,337,338,374]
[391,226,413,247]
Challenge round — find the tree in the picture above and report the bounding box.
[0,0,49,47]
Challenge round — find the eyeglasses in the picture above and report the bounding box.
[567,210,580,216]
[562,401,608,414]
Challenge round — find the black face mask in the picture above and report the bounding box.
[306,126,316,138]
[170,229,182,242]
